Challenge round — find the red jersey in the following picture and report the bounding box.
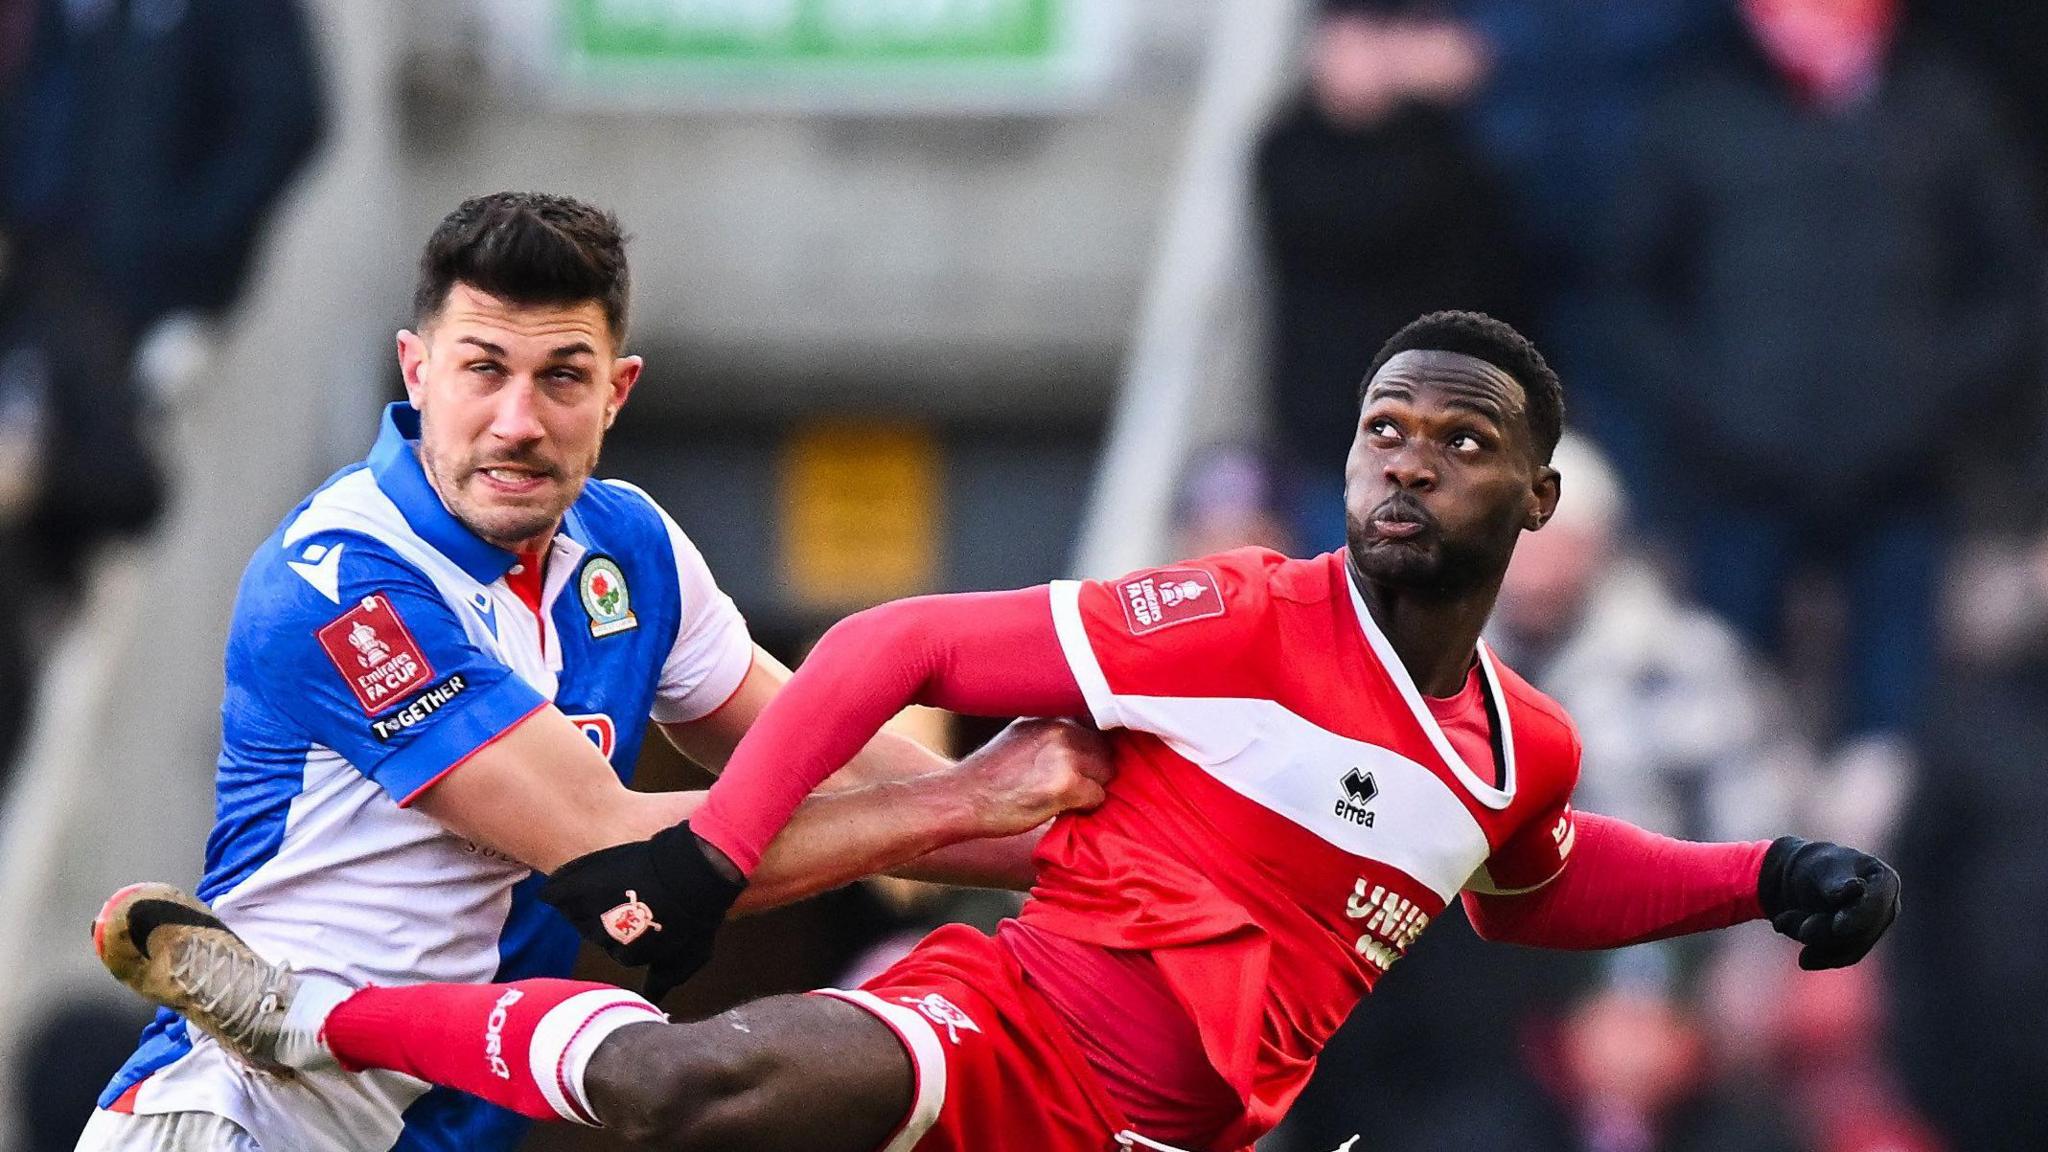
[1020,548,1581,1148]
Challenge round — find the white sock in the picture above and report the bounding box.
[279,974,354,1072]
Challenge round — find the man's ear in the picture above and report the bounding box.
[605,355,643,429]
[397,330,429,407]
[1527,465,1561,531]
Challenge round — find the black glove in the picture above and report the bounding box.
[540,821,745,1003]
[1757,836,1901,970]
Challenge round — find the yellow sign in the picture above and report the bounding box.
[780,422,941,610]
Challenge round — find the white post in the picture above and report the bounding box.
[1069,0,1306,578]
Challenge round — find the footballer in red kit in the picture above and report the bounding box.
[96,311,1900,1152]
[1012,547,1588,1147]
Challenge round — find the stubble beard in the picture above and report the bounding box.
[1345,511,1515,600]
[422,443,591,552]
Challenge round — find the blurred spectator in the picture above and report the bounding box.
[1171,443,1293,560]
[1542,988,1798,1152]
[1491,436,1808,860]
[1456,0,1725,507]
[1886,545,2048,1150]
[1492,435,1812,1152]
[14,998,154,1150]
[1916,2,2048,208]
[0,0,323,574]
[0,0,323,774]
[1612,0,2039,816]
[1255,0,1522,552]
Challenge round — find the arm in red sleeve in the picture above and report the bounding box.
[690,586,1087,877]
[1462,812,1770,950]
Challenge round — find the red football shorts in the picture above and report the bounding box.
[814,923,1135,1152]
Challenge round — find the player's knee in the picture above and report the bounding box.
[592,1014,787,1152]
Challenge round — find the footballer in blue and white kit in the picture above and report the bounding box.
[78,194,1107,1152]
[91,402,752,1151]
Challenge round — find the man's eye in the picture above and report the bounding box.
[1449,432,1485,453]
[469,362,504,377]
[1368,419,1400,439]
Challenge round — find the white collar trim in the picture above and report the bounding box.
[1345,564,1517,809]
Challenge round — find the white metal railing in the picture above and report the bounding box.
[1070,0,1307,578]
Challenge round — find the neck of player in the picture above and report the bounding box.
[1349,554,1500,698]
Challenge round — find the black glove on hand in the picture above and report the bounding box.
[540,821,745,1003]
[1757,836,1901,970]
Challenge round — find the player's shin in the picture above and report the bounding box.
[319,978,667,1125]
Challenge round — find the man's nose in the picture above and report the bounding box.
[487,379,545,442]
[1382,443,1437,491]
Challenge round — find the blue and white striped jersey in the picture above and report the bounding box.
[99,403,754,1152]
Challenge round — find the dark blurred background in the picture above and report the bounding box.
[1,1,2041,1149]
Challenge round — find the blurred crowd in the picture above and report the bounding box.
[0,1,322,1140]
[0,0,323,783]
[1222,0,2048,1148]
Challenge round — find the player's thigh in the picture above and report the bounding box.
[74,1109,263,1152]
[586,993,912,1152]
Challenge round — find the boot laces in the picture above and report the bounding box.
[168,932,290,1053]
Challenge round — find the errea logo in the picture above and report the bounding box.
[1335,767,1377,826]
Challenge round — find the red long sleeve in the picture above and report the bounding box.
[1463,812,1769,949]
[692,586,1088,876]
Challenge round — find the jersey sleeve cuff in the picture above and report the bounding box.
[1465,856,1571,897]
[648,604,755,725]
[368,674,551,805]
[1048,580,1120,730]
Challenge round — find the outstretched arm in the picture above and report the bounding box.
[415,709,1100,912]
[536,586,1088,997]
[1464,812,1899,970]
[658,646,960,792]
[690,586,1089,877]
[1463,812,1769,950]
[658,645,1092,892]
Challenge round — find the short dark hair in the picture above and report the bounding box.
[413,192,631,344]
[1361,310,1565,461]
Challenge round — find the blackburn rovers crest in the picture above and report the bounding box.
[579,556,638,638]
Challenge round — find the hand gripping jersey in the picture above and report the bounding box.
[1024,548,1580,1148]
[97,404,754,1152]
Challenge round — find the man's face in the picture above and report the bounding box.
[398,284,641,552]
[1344,350,1558,594]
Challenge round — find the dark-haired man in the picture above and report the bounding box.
[76,192,1114,1152]
[99,312,1900,1152]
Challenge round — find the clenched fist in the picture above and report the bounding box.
[950,718,1116,839]
[1758,836,1901,970]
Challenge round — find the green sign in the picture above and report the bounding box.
[565,0,1061,66]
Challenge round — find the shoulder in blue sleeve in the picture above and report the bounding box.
[231,529,547,805]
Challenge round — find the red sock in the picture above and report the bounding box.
[321,978,665,1125]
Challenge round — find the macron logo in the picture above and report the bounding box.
[469,591,498,639]
[288,542,345,605]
